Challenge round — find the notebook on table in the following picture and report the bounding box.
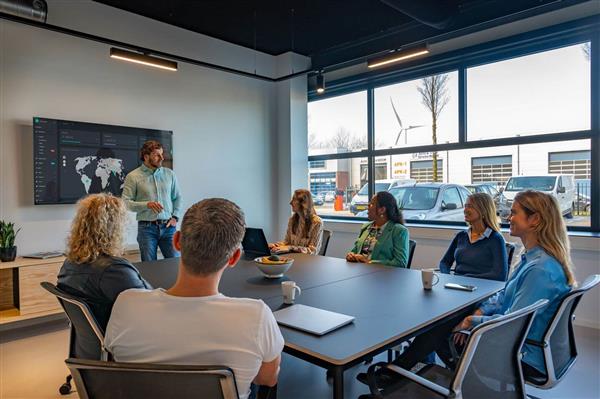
[273,304,355,336]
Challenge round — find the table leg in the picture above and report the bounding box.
[332,366,344,399]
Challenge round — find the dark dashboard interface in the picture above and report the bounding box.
[33,117,172,204]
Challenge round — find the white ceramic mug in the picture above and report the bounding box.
[421,269,440,290]
[282,281,302,304]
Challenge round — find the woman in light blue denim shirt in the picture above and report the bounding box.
[453,190,575,376]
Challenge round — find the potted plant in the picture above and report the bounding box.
[0,221,21,262]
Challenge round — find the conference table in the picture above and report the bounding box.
[135,253,504,399]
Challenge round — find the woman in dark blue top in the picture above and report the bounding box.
[439,192,508,281]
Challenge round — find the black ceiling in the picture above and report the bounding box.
[94,0,590,70]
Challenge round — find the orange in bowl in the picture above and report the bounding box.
[254,256,294,278]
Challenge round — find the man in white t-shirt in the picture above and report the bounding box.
[105,198,284,399]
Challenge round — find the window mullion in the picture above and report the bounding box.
[367,88,375,200]
[459,67,467,143]
[590,30,599,231]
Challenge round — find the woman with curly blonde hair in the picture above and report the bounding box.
[269,189,323,255]
[58,194,150,338]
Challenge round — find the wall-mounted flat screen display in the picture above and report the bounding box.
[33,117,173,204]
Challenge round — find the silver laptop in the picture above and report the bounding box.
[273,304,355,336]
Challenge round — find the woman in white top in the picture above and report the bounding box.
[269,189,323,255]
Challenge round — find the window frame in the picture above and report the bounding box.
[307,16,599,232]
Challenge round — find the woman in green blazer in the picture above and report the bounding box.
[346,191,410,268]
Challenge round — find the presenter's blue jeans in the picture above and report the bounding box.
[137,221,179,262]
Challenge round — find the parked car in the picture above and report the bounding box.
[311,192,324,206]
[357,183,472,222]
[350,179,416,214]
[465,183,503,216]
[465,183,500,199]
[323,191,336,202]
[498,174,576,221]
[574,192,590,213]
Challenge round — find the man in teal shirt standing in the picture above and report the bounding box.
[122,140,182,261]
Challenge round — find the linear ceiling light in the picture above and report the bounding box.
[367,44,429,69]
[109,48,178,71]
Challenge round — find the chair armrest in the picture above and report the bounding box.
[386,364,451,397]
[525,338,548,348]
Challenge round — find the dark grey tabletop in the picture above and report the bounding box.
[134,253,503,368]
[265,268,503,365]
[134,252,389,300]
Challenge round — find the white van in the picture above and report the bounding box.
[349,179,416,214]
[499,175,576,219]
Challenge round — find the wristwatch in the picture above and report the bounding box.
[171,215,179,221]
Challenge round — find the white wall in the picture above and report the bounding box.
[325,221,600,329]
[0,0,303,252]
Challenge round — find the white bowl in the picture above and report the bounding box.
[254,256,294,278]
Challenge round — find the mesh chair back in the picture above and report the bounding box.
[66,358,239,399]
[451,299,548,399]
[505,242,516,268]
[40,282,105,360]
[539,274,600,386]
[319,229,332,256]
[406,240,417,269]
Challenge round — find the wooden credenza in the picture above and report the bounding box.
[0,252,140,326]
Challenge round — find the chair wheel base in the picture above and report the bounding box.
[59,383,71,395]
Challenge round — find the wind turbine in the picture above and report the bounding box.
[391,98,424,145]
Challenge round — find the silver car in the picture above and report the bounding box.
[357,183,472,222]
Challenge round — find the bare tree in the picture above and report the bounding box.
[350,134,367,150]
[582,42,590,61]
[418,74,450,182]
[328,127,352,150]
[308,132,322,150]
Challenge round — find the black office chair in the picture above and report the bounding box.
[506,242,517,268]
[66,358,240,399]
[524,274,600,392]
[364,299,548,399]
[407,240,417,269]
[40,282,109,395]
[319,229,333,256]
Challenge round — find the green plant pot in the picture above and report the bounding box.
[0,246,17,262]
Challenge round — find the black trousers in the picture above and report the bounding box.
[393,308,473,370]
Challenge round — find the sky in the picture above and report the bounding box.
[308,43,591,154]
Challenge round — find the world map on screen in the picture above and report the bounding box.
[74,156,126,194]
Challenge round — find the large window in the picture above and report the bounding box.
[308,91,367,156]
[308,28,597,231]
[467,43,590,140]
[308,157,367,217]
[374,72,459,148]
